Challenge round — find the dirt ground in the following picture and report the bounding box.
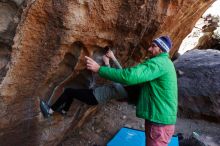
[60,100,220,146]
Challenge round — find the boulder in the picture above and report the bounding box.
[175,49,220,122]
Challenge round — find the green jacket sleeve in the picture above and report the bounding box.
[99,59,167,85]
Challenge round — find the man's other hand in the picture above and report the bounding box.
[85,56,100,73]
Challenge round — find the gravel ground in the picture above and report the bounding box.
[60,100,220,146]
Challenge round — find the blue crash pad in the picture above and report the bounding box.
[107,127,179,146]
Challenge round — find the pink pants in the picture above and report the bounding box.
[145,121,175,146]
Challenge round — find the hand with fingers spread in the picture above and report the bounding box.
[85,56,100,73]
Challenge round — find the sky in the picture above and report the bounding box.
[203,0,220,17]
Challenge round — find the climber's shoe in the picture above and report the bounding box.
[56,107,67,116]
[40,100,51,118]
[59,110,67,116]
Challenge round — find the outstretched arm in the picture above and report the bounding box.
[85,56,166,85]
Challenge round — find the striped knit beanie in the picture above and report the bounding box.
[153,36,172,52]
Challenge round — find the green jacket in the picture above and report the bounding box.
[99,53,177,124]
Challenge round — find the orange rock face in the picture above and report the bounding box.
[0,0,214,145]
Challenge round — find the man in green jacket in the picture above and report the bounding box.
[85,36,177,146]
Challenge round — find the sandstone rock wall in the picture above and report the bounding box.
[0,0,215,145]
